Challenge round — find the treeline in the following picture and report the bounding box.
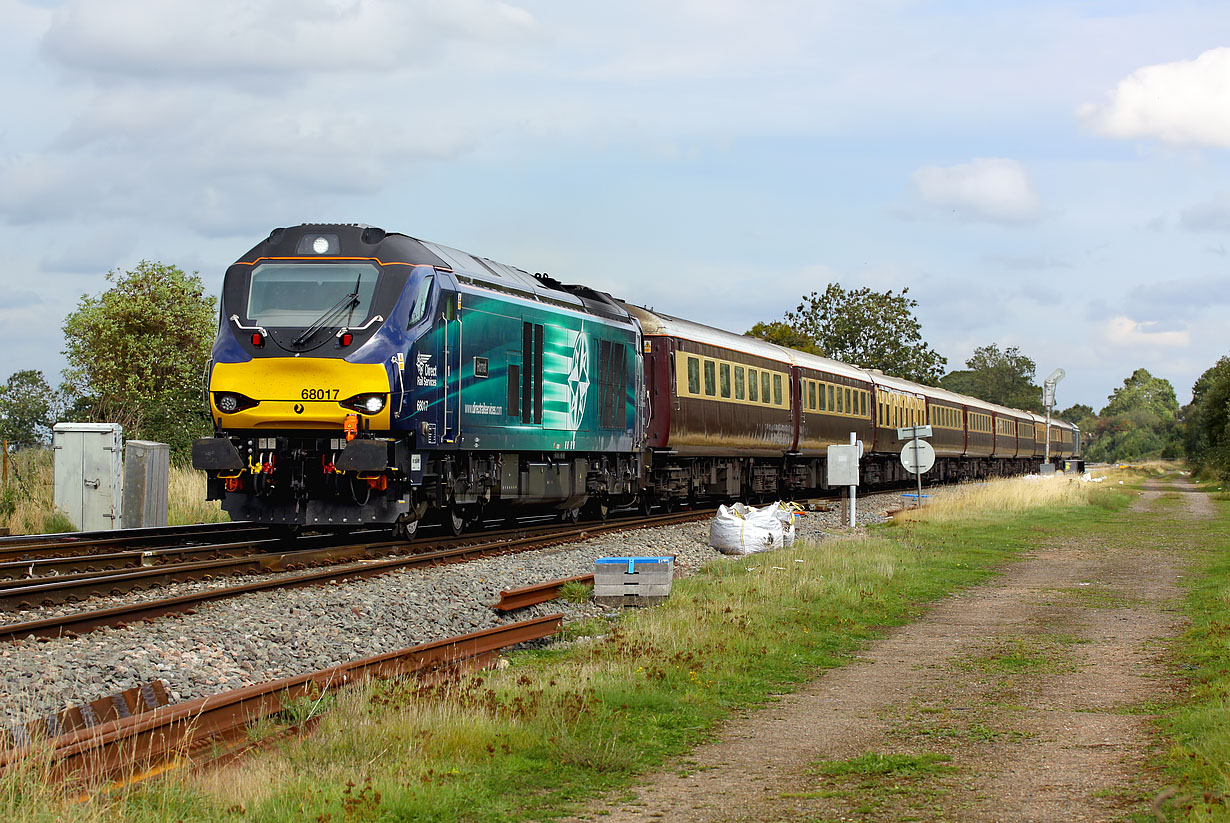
[0,262,215,462]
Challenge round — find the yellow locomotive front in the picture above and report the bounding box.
[192,225,443,529]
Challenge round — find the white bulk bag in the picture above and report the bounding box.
[709,503,784,556]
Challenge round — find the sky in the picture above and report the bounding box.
[1,0,1228,412]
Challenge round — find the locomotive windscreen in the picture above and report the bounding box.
[246,263,380,326]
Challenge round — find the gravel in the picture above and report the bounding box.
[0,491,906,730]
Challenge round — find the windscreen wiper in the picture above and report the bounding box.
[292,292,359,348]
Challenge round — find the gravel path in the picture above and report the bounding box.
[1,492,905,730]
[564,477,1196,823]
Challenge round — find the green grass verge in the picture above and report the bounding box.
[1153,492,1230,821]
[3,484,1136,823]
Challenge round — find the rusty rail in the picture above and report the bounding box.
[0,614,563,782]
[494,574,594,611]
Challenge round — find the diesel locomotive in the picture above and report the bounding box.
[192,223,1079,533]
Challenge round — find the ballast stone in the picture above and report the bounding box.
[593,556,674,606]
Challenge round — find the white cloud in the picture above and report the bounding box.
[1103,316,1190,348]
[41,0,537,82]
[1180,192,1230,233]
[1079,47,1230,149]
[908,158,1042,224]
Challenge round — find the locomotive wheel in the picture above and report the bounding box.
[447,507,465,536]
[393,518,419,540]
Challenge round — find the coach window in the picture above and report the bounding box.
[735,366,746,400]
[687,357,700,395]
[761,372,771,405]
[719,363,731,398]
[748,369,759,402]
[860,391,867,417]
[703,360,716,396]
[808,382,817,411]
[844,388,852,416]
[773,374,783,406]
[827,384,835,412]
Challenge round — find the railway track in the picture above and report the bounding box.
[0,521,268,562]
[0,613,563,783]
[0,509,708,641]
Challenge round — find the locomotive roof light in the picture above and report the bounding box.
[296,233,339,255]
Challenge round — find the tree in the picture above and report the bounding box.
[743,321,823,355]
[61,261,217,460]
[1183,356,1230,480]
[0,370,57,448]
[1085,368,1182,463]
[938,344,1042,412]
[748,284,947,384]
[1058,403,1094,425]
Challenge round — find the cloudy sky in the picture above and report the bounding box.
[1,0,1228,411]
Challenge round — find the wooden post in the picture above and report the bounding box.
[2,440,7,485]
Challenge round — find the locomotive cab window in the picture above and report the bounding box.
[246,262,380,327]
[407,272,435,328]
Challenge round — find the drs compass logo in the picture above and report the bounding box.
[566,333,590,430]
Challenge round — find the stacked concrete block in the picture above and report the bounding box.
[593,556,674,606]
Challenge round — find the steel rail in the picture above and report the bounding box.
[493,574,595,612]
[0,510,708,642]
[0,523,270,563]
[0,530,393,587]
[0,538,410,610]
[0,535,301,581]
[0,613,563,783]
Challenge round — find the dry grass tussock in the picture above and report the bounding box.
[0,448,226,534]
[896,473,1099,523]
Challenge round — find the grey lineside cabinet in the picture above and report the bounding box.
[53,423,123,531]
[122,440,169,528]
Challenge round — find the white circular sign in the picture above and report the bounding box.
[900,439,936,474]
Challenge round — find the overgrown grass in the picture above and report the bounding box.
[1154,491,1230,821]
[895,472,1108,522]
[0,448,226,534]
[1,475,1135,822]
[167,465,228,526]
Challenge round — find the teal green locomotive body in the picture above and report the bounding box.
[192,225,643,534]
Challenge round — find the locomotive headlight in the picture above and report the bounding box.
[340,393,386,414]
[214,392,259,414]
